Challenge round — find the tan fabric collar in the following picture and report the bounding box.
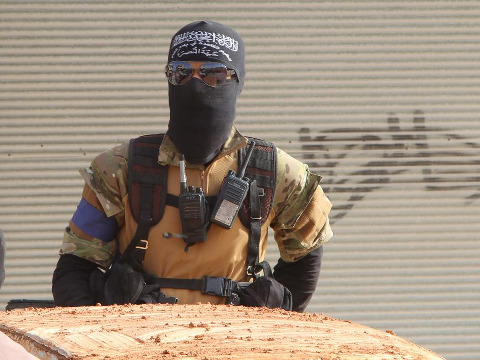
[158,125,248,170]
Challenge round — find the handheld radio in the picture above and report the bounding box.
[210,141,256,229]
[164,154,208,244]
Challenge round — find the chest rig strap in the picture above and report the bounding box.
[122,134,167,270]
[241,138,277,279]
[244,179,271,279]
[124,134,277,294]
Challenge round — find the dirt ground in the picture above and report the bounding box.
[0,303,445,360]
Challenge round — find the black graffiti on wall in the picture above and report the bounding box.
[299,111,480,224]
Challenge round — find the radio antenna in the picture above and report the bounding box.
[237,141,255,179]
[179,154,187,194]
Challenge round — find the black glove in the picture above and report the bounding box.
[273,246,323,312]
[52,254,98,306]
[103,262,177,305]
[237,276,292,311]
[103,262,145,305]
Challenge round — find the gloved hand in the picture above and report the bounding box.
[103,262,145,305]
[103,262,178,305]
[238,276,292,311]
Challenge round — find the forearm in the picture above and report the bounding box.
[52,254,98,306]
[273,246,323,312]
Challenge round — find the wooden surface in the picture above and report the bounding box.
[0,304,445,360]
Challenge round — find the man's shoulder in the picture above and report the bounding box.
[91,132,164,173]
[92,140,130,166]
[274,146,320,203]
[275,147,308,175]
[93,133,165,164]
[87,140,130,190]
[240,137,310,182]
[81,139,133,216]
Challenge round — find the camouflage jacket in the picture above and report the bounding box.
[60,126,333,302]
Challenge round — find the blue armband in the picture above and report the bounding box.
[72,198,117,242]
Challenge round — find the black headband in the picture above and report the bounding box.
[168,20,245,92]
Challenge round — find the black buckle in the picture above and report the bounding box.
[246,265,255,278]
[246,264,266,280]
[201,276,233,297]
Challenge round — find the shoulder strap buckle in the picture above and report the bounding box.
[135,239,149,250]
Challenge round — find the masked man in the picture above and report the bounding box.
[52,20,333,312]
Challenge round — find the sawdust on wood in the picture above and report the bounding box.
[0,303,445,360]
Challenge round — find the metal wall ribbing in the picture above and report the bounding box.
[1,2,479,359]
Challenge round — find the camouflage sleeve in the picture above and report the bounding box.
[59,142,129,268]
[60,226,117,269]
[79,141,129,218]
[271,148,333,262]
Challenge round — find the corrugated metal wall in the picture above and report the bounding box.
[1,2,479,359]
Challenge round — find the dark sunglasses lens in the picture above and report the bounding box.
[199,63,228,87]
[166,62,193,85]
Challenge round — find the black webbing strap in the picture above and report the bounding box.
[122,135,167,270]
[239,137,277,227]
[154,276,234,297]
[166,193,178,208]
[122,220,159,270]
[246,180,272,279]
[247,180,261,275]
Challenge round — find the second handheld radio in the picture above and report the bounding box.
[210,141,256,229]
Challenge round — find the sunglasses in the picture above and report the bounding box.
[165,61,237,87]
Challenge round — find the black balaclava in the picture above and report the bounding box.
[166,20,245,164]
